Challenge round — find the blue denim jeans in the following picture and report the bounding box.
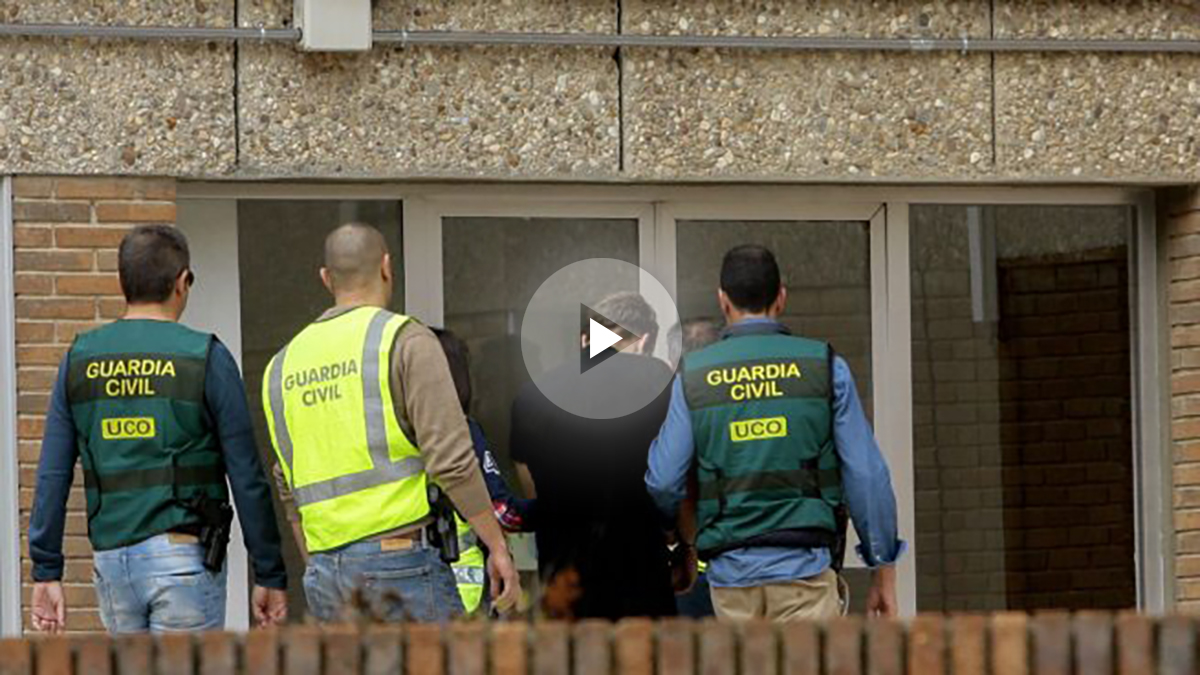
[93,533,227,634]
[303,540,463,623]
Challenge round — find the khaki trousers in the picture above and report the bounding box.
[710,568,840,622]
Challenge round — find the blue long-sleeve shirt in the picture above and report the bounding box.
[468,417,535,529]
[29,338,288,589]
[645,319,905,588]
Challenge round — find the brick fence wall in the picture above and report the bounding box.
[0,613,1192,675]
[11,176,177,632]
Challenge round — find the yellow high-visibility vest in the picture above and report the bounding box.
[262,307,429,553]
[453,517,486,613]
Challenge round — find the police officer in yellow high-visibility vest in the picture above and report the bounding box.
[262,223,521,622]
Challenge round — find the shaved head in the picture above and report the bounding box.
[323,222,389,293]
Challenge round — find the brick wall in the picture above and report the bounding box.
[996,255,1136,610]
[911,234,1007,612]
[0,613,1191,675]
[912,205,1136,613]
[11,176,177,632]
[1168,187,1200,611]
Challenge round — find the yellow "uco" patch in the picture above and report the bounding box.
[101,417,157,440]
[729,416,788,442]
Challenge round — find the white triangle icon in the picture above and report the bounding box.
[589,319,624,358]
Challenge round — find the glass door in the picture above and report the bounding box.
[909,204,1139,613]
[658,201,916,615]
[421,200,656,580]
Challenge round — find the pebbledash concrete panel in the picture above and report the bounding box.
[995,0,1200,40]
[994,53,1200,180]
[236,0,619,178]
[622,0,990,37]
[0,0,236,176]
[0,38,236,176]
[239,0,615,31]
[236,44,619,178]
[376,0,615,32]
[0,0,234,27]
[623,49,992,180]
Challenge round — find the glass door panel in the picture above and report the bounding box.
[442,217,641,485]
[674,216,880,612]
[675,219,874,414]
[910,204,1136,612]
[238,199,404,621]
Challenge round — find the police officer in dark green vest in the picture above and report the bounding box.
[647,244,905,621]
[29,224,288,634]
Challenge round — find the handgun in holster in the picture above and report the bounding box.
[426,484,460,564]
[186,494,234,573]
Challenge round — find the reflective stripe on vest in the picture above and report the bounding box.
[263,307,430,553]
[454,566,485,586]
[452,514,485,612]
[267,310,424,507]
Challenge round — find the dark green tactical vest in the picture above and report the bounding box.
[66,320,227,551]
[682,321,843,559]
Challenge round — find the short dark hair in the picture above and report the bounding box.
[682,318,722,354]
[667,317,722,364]
[431,327,472,414]
[719,245,781,312]
[118,225,191,304]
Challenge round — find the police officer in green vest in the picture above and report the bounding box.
[262,223,520,622]
[647,244,905,621]
[29,225,288,634]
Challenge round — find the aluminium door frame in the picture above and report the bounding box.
[0,176,19,637]
[410,198,657,328]
[175,198,252,630]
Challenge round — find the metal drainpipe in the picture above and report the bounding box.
[1,22,1200,54]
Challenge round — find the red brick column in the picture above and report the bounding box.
[11,176,176,633]
[1168,186,1200,612]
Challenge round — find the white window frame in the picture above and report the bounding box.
[176,199,251,630]
[175,182,1165,617]
[0,176,20,637]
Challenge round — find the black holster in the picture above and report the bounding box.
[186,495,233,573]
[426,484,460,564]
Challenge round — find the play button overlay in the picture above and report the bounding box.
[581,303,642,373]
[521,258,681,419]
[588,318,624,357]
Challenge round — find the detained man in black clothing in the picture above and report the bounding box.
[510,292,676,620]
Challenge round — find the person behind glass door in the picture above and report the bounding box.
[431,327,537,615]
[29,225,288,634]
[668,317,723,619]
[510,292,677,620]
[262,222,521,623]
[646,244,905,621]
